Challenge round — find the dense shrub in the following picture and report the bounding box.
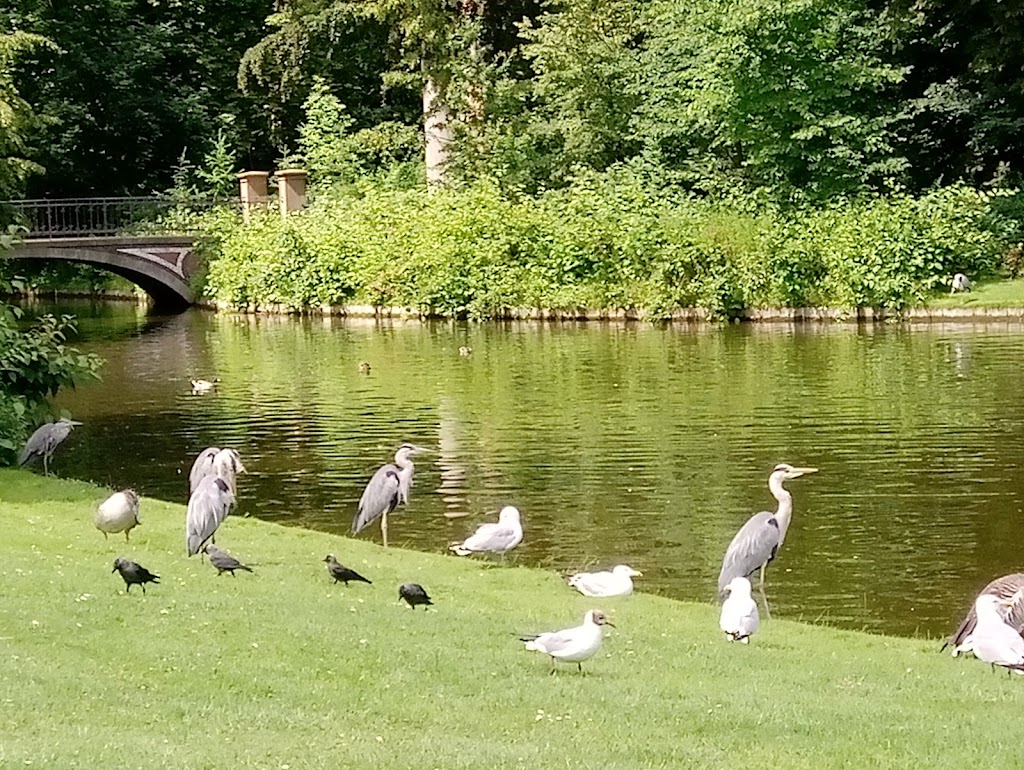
[201,180,1011,319]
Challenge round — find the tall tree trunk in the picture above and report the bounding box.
[423,75,452,186]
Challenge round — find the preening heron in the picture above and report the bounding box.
[943,573,1024,657]
[18,418,82,476]
[717,463,818,616]
[951,273,973,294]
[189,447,246,496]
[352,444,429,547]
[95,489,141,542]
[449,506,523,557]
[186,476,236,556]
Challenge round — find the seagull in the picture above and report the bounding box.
[190,378,220,394]
[719,576,760,643]
[568,565,642,597]
[951,273,973,294]
[323,555,372,586]
[112,557,160,594]
[449,506,523,557]
[203,544,253,576]
[399,583,433,609]
[943,573,1024,656]
[520,609,614,674]
[969,593,1024,675]
[94,489,141,542]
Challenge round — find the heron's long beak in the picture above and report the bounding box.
[788,466,818,478]
[70,420,83,426]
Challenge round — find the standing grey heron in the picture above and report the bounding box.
[95,489,141,542]
[716,463,818,617]
[943,574,1024,656]
[18,418,82,476]
[186,476,236,556]
[352,444,429,547]
[188,447,246,496]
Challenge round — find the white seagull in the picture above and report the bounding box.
[943,573,1024,657]
[520,609,614,674]
[970,592,1024,674]
[719,576,760,643]
[449,506,523,557]
[568,565,643,597]
[190,378,219,394]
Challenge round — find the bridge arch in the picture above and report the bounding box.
[9,236,198,312]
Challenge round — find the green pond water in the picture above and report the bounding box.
[24,299,1024,638]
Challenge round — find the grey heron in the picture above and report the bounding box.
[352,444,429,547]
[112,557,160,594]
[943,573,1024,656]
[967,593,1024,675]
[186,476,236,556]
[449,506,523,557]
[203,544,253,576]
[95,489,141,542]
[719,576,760,643]
[189,447,246,496]
[716,463,818,617]
[568,565,643,597]
[323,554,372,586]
[18,418,82,476]
[951,273,973,293]
[399,582,433,609]
[520,609,615,674]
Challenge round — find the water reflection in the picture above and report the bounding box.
[24,300,1024,638]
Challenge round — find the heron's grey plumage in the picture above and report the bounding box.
[717,464,818,600]
[189,447,245,496]
[186,476,235,556]
[951,273,973,293]
[112,557,160,594]
[18,418,82,476]
[353,444,428,547]
[203,544,253,576]
[944,573,1024,656]
[95,489,141,541]
[189,447,220,494]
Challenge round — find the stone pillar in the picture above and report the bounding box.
[237,171,270,223]
[275,169,307,216]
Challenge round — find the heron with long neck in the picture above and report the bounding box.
[716,464,818,617]
[352,444,429,547]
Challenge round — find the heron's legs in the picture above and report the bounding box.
[758,563,772,620]
[42,454,49,477]
[381,512,389,549]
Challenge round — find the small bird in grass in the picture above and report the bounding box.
[18,417,82,476]
[719,576,760,643]
[449,506,523,557]
[324,554,372,586]
[520,609,614,674]
[399,582,433,609]
[969,592,1024,675]
[95,489,141,542]
[568,565,643,597]
[204,544,253,576]
[112,557,160,594]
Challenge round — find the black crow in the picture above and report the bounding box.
[112,557,160,594]
[399,582,433,609]
[204,544,254,576]
[323,554,372,586]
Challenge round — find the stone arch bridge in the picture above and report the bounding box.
[4,197,232,311]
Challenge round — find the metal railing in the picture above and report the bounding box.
[0,196,240,239]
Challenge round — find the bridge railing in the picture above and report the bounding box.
[0,196,241,239]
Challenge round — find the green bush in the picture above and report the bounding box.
[199,179,1012,319]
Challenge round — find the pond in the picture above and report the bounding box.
[24,299,1024,638]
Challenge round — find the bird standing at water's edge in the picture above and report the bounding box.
[323,554,372,586]
[353,444,430,548]
[18,418,82,476]
[520,609,614,674]
[717,463,818,619]
[95,489,141,542]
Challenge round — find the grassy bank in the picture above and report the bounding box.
[925,277,1024,309]
[2,468,1021,768]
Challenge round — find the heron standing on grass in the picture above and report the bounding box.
[943,574,1024,656]
[717,463,818,618]
[18,418,82,476]
[189,447,246,496]
[353,444,429,548]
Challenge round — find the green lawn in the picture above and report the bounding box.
[925,276,1024,308]
[1,468,1019,769]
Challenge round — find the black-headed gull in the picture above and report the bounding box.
[520,609,614,674]
[450,505,523,556]
[568,565,642,597]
